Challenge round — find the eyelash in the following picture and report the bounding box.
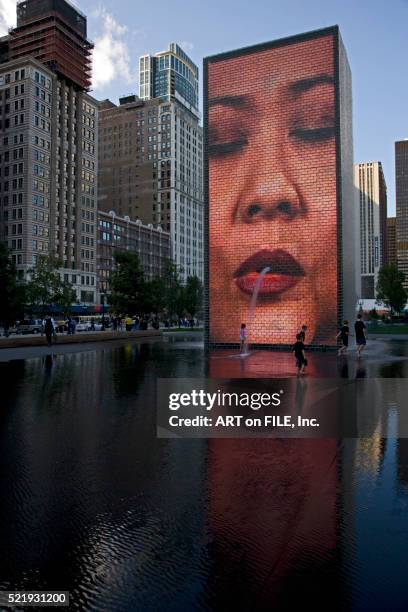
[208,138,248,156]
[289,127,335,142]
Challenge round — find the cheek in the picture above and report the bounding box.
[287,140,336,165]
[209,162,243,243]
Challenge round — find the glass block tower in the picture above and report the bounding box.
[139,43,199,117]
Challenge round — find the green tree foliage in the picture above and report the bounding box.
[145,276,166,317]
[376,264,408,315]
[184,275,203,319]
[108,255,203,322]
[109,251,146,314]
[56,281,77,313]
[161,259,184,322]
[0,242,26,324]
[26,254,76,313]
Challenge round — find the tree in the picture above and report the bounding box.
[26,254,76,314]
[145,276,166,317]
[376,264,408,315]
[161,259,184,323]
[54,280,77,314]
[0,243,26,325]
[109,251,146,314]
[184,275,203,320]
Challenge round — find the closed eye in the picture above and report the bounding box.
[289,127,335,142]
[208,138,248,156]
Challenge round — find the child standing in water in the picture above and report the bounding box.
[293,333,307,375]
[240,323,247,353]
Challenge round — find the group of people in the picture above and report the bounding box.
[239,315,368,375]
[114,316,156,332]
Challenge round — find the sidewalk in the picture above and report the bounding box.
[0,329,161,349]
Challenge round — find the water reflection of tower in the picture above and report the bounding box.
[208,361,341,607]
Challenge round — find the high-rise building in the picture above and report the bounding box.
[0,0,98,305]
[98,95,160,224]
[99,45,204,283]
[387,217,397,266]
[9,0,93,91]
[97,210,171,295]
[139,43,199,117]
[396,139,408,290]
[354,162,387,298]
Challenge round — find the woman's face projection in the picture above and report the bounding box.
[207,34,338,346]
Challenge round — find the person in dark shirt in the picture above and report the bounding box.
[299,324,307,343]
[336,319,350,355]
[293,333,307,375]
[354,314,366,357]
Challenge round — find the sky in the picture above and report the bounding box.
[0,0,407,214]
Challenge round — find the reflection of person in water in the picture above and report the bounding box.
[208,33,337,346]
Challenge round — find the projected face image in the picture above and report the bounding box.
[207,35,337,345]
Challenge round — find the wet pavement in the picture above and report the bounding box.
[0,336,408,611]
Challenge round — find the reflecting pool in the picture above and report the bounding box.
[0,337,408,611]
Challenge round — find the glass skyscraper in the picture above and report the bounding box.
[139,43,199,116]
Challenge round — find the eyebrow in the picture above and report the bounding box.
[208,95,250,108]
[288,74,334,95]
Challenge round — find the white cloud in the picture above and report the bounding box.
[91,8,134,91]
[0,0,16,36]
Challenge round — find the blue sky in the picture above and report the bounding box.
[1,0,406,213]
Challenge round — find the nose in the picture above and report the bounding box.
[236,172,303,223]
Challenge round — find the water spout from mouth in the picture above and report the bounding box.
[245,266,271,352]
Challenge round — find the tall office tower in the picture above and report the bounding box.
[387,217,397,266]
[354,162,388,298]
[139,43,199,116]
[0,0,98,305]
[98,96,160,224]
[134,44,203,281]
[396,140,408,290]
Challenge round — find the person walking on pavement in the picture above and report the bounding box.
[299,324,307,343]
[354,314,367,358]
[336,320,350,355]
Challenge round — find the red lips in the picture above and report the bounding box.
[234,249,305,297]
